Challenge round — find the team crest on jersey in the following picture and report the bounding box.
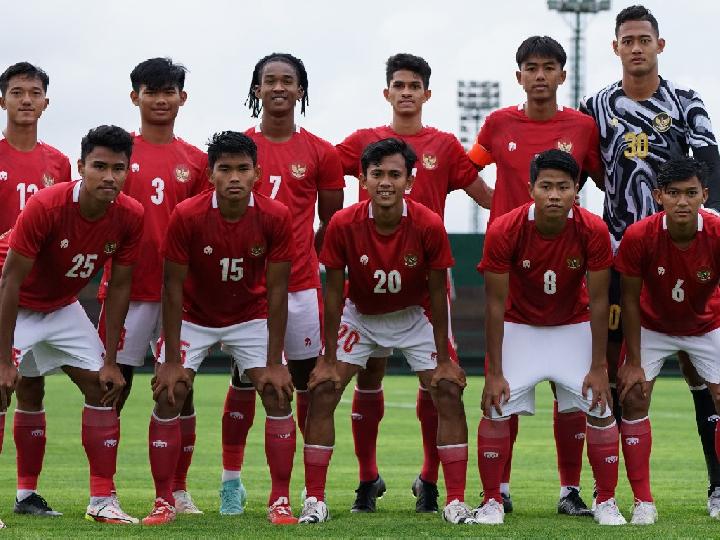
[566,256,582,270]
[653,112,672,133]
[422,153,438,170]
[404,253,418,268]
[250,244,266,257]
[42,174,55,187]
[696,267,713,283]
[131,163,140,173]
[557,141,573,153]
[104,242,117,255]
[174,164,190,183]
[290,163,307,179]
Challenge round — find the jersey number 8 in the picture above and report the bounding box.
[543,270,557,295]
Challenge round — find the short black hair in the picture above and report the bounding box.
[529,149,579,185]
[516,36,567,68]
[130,57,187,92]
[361,138,416,177]
[615,5,659,36]
[386,53,431,89]
[207,131,258,169]
[0,62,49,96]
[246,53,309,118]
[657,156,707,188]
[80,125,133,162]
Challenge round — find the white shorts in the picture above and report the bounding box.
[495,321,611,419]
[641,326,720,384]
[336,301,437,372]
[158,318,268,373]
[15,301,105,377]
[285,288,322,360]
[99,301,161,367]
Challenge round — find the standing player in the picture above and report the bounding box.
[580,4,720,509]
[335,53,492,514]
[0,62,71,517]
[466,36,603,515]
[142,131,299,525]
[299,138,473,525]
[0,125,143,524]
[218,53,344,514]
[476,150,622,526]
[616,157,720,524]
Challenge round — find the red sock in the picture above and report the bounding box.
[304,445,333,501]
[352,387,384,482]
[222,385,256,472]
[438,444,468,504]
[266,415,296,505]
[296,390,309,438]
[500,414,519,484]
[0,412,5,453]
[14,410,46,490]
[417,387,440,484]
[478,417,511,504]
[82,406,119,498]
[172,414,196,492]
[587,422,620,504]
[622,417,653,502]
[554,402,586,487]
[149,414,180,505]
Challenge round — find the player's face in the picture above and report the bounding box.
[361,153,414,209]
[254,61,303,117]
[77,147,129,204]
[0,75,48,126]
[516,56,566,101]
[130,85,187,126]
[530,169,577,219]
[210,153,259,202]
[653,177,708,227]
[383,70,430,116]
[613,20,665,77]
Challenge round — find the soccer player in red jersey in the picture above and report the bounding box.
[143,132,298,525]
[0,125,143,525]
[468,36,603,516]
[298,138,472,525]
[616,157,720,524]
[0,62,72,518]
[219,53,344,513]
[335,53,492,514]
[476,150,623,526]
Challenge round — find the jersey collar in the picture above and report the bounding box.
[662,212,703,231]
[368,199,407,219]
[211,190,254,208]
[519,103,564,112]
[72,180,82,202]
[255,123,301,134]
[528,203,573,221]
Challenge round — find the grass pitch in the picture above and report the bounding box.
[0,374,716,538]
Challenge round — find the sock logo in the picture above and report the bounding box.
[483,451,500,459]
[708,415,720,423]
[351,413,363,421]
[625,437,639,446]
[152,440,168,448]
[183,445,194,452]
[103,439,118,447]
[276,433,292,439]
[605,455,619,464]
[229,412,245,420]
[30,429,44,437]
[574,433,585,440]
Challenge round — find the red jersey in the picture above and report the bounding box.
[9,181,143,313]
[336,125,477,219]
[468,105,601,223]
[478,202,612,326]
[246,125,344,292]
[164,191,293,328]
[98,134,209,302]
[614,210,720,336]
[0,138,71,233]
[321,199,454,315]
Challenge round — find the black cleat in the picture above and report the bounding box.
[502,493,513,514]
[411,475,439,513]
[351,475,386,512]
[557,487,593,517]
[14,493,62,516]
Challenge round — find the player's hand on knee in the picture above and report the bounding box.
[582,366,611,415]
[431,362,466,390]
[481,373,510,417]
[308,360,341,392]
[617,363,648,404]
[0,363,18,410]
[255,365,294,409]
[98,363,126,408]
[152,362,191,406]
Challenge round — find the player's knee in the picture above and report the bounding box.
[16,377,45,410]
[260,385,291,416]
[435,380,464,413]
[357,357,387,390]
[309,381,340,412]
[621,384,650,418]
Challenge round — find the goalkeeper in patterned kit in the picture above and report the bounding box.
[580,4,720,511]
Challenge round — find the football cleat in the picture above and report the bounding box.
[557,487,593,517]
[219,478,247,515]
[298,497,329,523]
[85,500,139,524]
[502,492,513,514]
[708,486,720,518]
[173,490,203,514]
[473,498,504,525]
[630,500,658,525]
[411,475,439,513]
[268,497,298,524]
[0,516,5,529]
[141,498,176,526]
[351,475,386,513]
[443,499,478,524]
[14,493,62,516]
[593,498,627,526]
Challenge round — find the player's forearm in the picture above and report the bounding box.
[266,284,288,367]
[0,281,20,366]
[621,296,643,367]
[588,297,610,370]
[322,282,343,366]
[103,279,132,365]
[428,270,451,364]
[484,298,506,376]
[463,176,494,210]
[314,222,328,254]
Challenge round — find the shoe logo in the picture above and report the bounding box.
[709,415,720,423]
[104,439,118,447]
[351,413,363,421]
[152,440,168,448]
[131,163,140,173]
[30,429,44,437]
[625,437,640,446]
[574,433,585,440]
[605,455,619,464]
[183,445,194,452]
[229,412,244,420]
[483,451,499,459]
[508,141,517,152]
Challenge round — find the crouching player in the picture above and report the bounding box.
[616,157,720,524]
[299,138,473,525]
[144,131,298,525]
[476,149,624,525]
[0,125,143,524]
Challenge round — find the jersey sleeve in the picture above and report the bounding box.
[190,153,212,196]
[335,132,363,177]
[8,195,51,260]
[467,114,495,168]
[477,221,513,274]
[113,209,144,266]
[447,136,480,192]
[317,143,346,190]
[613,225,644,277]
[423,217,455,269]
[585,217,613,271]
[583,122,602,176]
[682,90,717,149]
[318,215,346,269]
[163,208,192,265]
[268,207,294,262]
[59,157,72,183]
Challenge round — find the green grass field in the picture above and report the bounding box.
[0,374,716,538]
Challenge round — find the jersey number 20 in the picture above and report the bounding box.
[374,269,402,293]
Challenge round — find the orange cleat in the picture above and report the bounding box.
[142,498,176,526]
[268,497,298,525]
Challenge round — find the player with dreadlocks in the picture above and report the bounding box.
[218,53,344,524]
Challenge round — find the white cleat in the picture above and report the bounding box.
[593,498,626,526]
[442,499,478,524]
[85,500,139,524]
[298,497,329,524]
[630,500,657,525]
[708,487,720,519]
[472,498,504,525]
[0,516,5,529]
[173,490,203,514]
